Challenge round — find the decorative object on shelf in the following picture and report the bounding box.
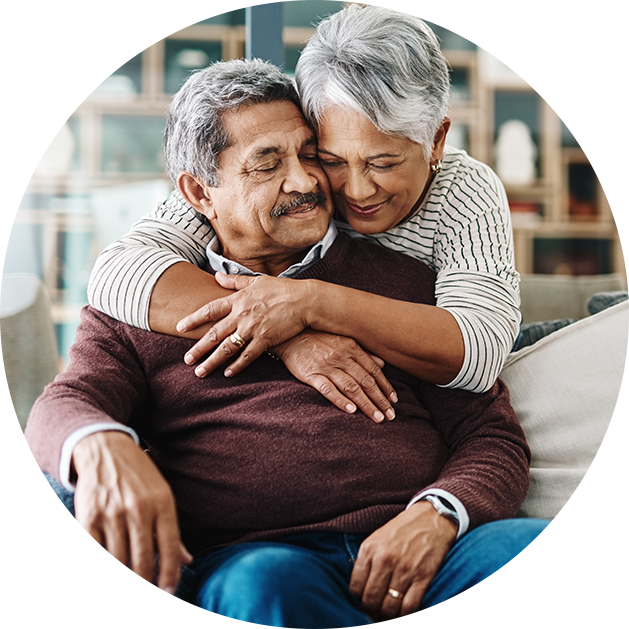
[477,8,546,87]
[562,148,618,223]
[509,202,542,228]
[494,119,537,186]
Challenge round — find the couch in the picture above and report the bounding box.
[501,297,628,519]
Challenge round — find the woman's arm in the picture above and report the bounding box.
[87,192,397,421]
[177,274,464,386]
[87,191,215,330]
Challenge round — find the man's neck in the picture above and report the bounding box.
[206,221,338,279]
[222,248,311,276]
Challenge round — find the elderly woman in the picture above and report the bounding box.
[87,5,519,421]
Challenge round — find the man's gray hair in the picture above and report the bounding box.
[164,58,301,187]
[295,5,450,161]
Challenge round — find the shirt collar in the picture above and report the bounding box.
[206,221,338,278]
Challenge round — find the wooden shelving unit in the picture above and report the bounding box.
[444,50,490,163]
[486,76,562,227]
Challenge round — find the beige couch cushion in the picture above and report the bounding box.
[1,274,59,429]
[500,299,628,519]
[519,273,627,323]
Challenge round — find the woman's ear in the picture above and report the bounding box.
[177,172,217,220]
[431,118,451,162]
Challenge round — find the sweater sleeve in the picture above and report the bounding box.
[411,378,530,530]
[87,191,214,330]
[24,307,149,484]
[433,159,521,393]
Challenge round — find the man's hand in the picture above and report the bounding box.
[177,273,314,377]
[350,500,457,620]
[271,330,397,422]
[72,431,192,594]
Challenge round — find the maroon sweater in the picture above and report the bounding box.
[26,234,530,556]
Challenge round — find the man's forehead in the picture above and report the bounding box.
[222,101,316,158]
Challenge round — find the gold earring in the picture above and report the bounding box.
[430,160,442,174]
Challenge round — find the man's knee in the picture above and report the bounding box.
[196,544,324,612]
[194,543,369,627]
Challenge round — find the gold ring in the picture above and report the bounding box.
[386,588,403,599]
[229,332,246,348]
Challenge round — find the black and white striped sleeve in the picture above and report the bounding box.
[433,160,521,393]
[87,192,213,330]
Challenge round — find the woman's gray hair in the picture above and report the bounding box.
[164,58,300,187]
[295,5,450,161]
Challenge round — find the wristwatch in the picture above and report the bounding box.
[420,495,460,524]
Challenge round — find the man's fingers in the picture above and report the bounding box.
[154,510,187,594]
[339,364,395,421]
[354,355,398,407]
[101,516,131,570]
[399,580,426,617]
[305,374,358,414]
[349,553,371,602]
[128,516,158,583]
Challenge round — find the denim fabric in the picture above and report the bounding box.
[179,519,549,627]
[0,439,197,629]
[587,291,628,315]
[0,440,629,629]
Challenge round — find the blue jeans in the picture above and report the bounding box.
[0,441,629,629]
[179,520,548,627]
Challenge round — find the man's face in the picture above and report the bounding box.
[201,100,333,273]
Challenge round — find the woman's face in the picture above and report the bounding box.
[317,106,449,234]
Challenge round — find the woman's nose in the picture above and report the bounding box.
[343,168,377,202]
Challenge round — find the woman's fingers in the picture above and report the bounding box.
[177,297,233,333]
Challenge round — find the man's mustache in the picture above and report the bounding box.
[270,191,327,218]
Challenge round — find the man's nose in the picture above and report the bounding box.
[282,159,317,194]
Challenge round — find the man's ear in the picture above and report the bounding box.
[177,172,217,220]
[431,117,451,162]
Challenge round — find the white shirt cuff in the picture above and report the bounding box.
[407,488,470,540]
[59,424,140,492]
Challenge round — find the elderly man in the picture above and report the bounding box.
[26,59,546,627]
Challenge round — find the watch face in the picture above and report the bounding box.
[423,495,459,522]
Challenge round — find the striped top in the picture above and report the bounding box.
[87,147,520,393]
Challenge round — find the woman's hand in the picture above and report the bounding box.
[178,273,316,378]
[270,330,398,423]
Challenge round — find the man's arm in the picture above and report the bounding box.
[72,431,192,593]
[348,377,530,620]
[24,307,191,593]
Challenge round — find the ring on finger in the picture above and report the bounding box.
[386,588,404,599]
[229,332,246,349]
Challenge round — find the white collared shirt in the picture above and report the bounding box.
[205,221,338,278]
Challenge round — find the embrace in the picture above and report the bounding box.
[0,7,629,629]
